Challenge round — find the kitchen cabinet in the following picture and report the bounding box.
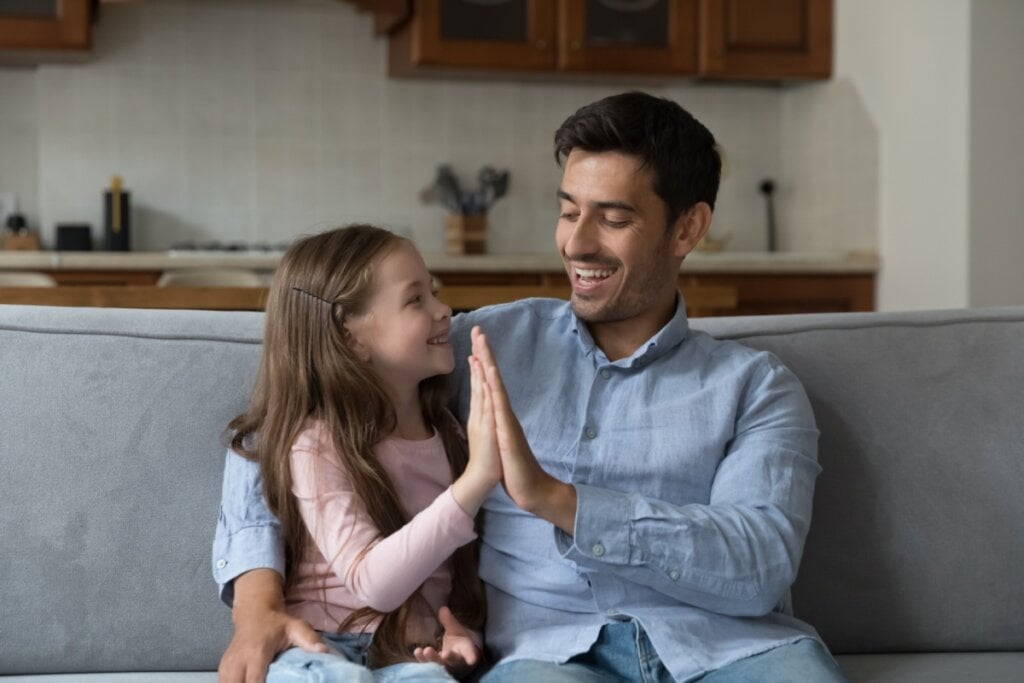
[0,251,873,315]
[0,0,93,64]
[434,270,872,316]
[386,0,830,80]
[389,0,557,73]
[699,0,832,80]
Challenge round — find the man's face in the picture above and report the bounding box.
[555,150,687,326]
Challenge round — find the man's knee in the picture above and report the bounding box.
[482,658,613,683]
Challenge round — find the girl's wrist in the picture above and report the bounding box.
[450,474,491,516]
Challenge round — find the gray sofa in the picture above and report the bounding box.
[1,303,1022,682]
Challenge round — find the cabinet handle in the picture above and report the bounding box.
[536,39,548,50]
[571,41,582,51]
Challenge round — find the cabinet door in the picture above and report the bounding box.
[699,0,831,80]
[391,0,556,72]
[0,0,91,54]
[558,0,698,74]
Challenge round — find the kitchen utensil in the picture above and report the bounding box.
[758,178,777,252]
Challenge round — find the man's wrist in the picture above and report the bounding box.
[528,478,577,535]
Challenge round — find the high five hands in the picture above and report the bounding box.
[416,327,580,678]
[469,326,578,535]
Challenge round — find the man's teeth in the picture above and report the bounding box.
[428,335,448,345]
[576,268,615,280]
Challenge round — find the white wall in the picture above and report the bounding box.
[0,0,878,257]
[834,0,971,310]
[0,70,38,226]
[968,0,1024,307]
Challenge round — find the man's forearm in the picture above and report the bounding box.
[231,568,287,621]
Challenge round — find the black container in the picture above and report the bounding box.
[56,224,93,251]
[104,185,131,251]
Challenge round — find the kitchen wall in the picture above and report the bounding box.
[0,0,878,257]
[968,0,1024,308]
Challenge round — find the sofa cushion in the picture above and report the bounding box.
[835,652,1024,682]
[0,305,264,675]
[693,308,1024,655]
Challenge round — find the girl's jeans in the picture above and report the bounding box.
[268,632,456,683]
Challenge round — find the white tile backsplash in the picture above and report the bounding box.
[1,0,878,254]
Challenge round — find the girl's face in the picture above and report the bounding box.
[344,241,454,392]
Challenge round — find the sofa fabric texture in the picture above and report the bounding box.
[1,303,1022,681]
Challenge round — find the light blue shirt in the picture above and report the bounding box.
[213,296,822,682]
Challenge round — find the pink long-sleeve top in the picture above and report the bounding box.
[285,420,477,643]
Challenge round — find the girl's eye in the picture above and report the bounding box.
[407,295,422,306]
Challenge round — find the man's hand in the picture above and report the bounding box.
[471,327,578,534]
[413,606,483,678]
[218,569,327,683]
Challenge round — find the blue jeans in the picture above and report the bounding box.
[481,620,849,683]
[268,632,456,682]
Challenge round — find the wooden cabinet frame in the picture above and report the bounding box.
[558,0,698,74]
[699,0,832,79]
[391,0,556,73]
[0,0,91,52]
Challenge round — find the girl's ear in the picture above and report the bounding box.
[342,318,372,363]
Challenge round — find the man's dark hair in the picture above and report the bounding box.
[554,91,722,226]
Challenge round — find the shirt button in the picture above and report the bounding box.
[600,369,611,380]
[216,559,227,570]
[584,427,597,439]
[669,569,680,581]
[592,543,605,557]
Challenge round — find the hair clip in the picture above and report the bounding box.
[291,287,337,308]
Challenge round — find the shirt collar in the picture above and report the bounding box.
[571,293,690,367]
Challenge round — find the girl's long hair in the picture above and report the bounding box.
[229,224,485,667]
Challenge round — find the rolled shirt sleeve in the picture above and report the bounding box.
[212,448,285,606]
[555,359,820,618]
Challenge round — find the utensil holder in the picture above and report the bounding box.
[445,213,486,255]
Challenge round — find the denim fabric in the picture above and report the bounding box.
[698,638,848,683]
[482,619,673,683]
[215,296,825,682]
[482,625,845,683]
[268,632,456,682]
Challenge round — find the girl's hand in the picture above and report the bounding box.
[413,606,483,679]
[451,328,502,516]
[471,327,578,535]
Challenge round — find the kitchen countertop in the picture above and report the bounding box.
[0,250,879,274]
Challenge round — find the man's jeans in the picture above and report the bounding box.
[481,620,849,683]
[267,632,456,683]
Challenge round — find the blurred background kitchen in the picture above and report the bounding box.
[0,0,1021,312]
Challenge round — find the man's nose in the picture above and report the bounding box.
[563,214,600,258]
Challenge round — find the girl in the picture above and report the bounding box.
[228,224,500,681]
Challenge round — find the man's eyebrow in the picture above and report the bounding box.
[557,189,636,213]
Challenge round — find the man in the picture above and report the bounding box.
[214,92,847,682]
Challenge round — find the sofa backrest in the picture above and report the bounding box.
[693,307,1024,654]
[1,304,265,675]
[2,304,1022,674]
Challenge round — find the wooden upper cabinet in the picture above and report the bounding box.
[379,0,833,80]
[699,0,832,79]
[389,0,556,74]
[0,0,93,63]
[558,0,697,74]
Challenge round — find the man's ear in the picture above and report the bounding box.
[671,202,713,259]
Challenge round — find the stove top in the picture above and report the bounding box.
[168,241,291,252]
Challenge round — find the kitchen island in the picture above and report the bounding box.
[0,250,877,316]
